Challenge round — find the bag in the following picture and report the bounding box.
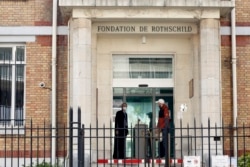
[153,129,162,141]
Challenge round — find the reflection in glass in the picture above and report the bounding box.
[0,65,12,125]
[126,88,152,95]
[0,46,25,126]
[113,56,173,79]
[0,48,12,61]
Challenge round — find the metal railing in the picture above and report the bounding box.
[0,108,249,167]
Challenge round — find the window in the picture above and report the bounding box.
[0,45,25,126]
[113,56,173,79]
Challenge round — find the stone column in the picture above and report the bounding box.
[69,18,92,167]
[199,19,222,166]
[69,18,92,125]
[200,19,221,126]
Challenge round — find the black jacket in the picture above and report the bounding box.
[115,110,128,136]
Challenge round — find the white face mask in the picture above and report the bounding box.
[122,107,127,111]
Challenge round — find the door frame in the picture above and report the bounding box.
[113,87,175,157]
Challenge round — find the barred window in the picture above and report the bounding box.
[0,45,25,126]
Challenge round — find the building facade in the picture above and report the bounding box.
[0,0,250,166]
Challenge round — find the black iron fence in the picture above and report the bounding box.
[0,108,249,167]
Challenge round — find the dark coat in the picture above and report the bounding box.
[114,110,128,136]
[113,109,128,159]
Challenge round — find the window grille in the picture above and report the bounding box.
[0,46,25,126]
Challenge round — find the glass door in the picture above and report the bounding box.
[113,87,174,158]
[126,96,152,158]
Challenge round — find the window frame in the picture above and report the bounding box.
[0,44,26,128]
[112,54,174,88]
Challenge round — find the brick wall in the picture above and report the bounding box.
[236,0,250,26]
[0,0,68,156]
[221,0,250,155]
[0,0,52,26]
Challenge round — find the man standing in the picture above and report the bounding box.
[156,99,170,158]
[113,103,128,159]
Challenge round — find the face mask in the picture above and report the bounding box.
[122,107,127,111]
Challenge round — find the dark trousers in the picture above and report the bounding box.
[113,135,126,159]
[158,129,167,158]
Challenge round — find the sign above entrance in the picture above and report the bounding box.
[94,22,198,34]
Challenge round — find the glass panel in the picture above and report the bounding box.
[0,48,12,61]
[126,96,152,158]
[126,87,152,95]
[15,65,24,126]
[113,88,124,95]
[16,46,25,61]
[126,96,152,128]
[113,96,123,117]
[155,88,173,95]
[113,56,172,79]
[0,65,12,125]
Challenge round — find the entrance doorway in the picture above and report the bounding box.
[113,87,174,158]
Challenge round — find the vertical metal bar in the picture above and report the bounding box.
[82,124,85,167]
[144,125,146,167]
[18,123,20,167]
[215,123,217,155]
[187,123,190,156]
[104,124,106,167]
[137,122,139,167]
[208,119,211,167]
[63,124,66,166]
[243,123,246,166]
[230,125,233,158]
[24,122,26,167]
[90,123,92,167]
[222,119,224,155]
[130,124,133,167]
[56,122,58,167]
[110,120,112,167]
[180,119,183,167]
[165,118,169,167]
[69,107,73,167]
[11,124,13,167]
[4,121,6,167]
[50,122,52,166]
[78,107,82,167]
[236,119,238,165]
[194,118,197,156]
[96,119,99,167]
[43,120,46,163]
[173,123,176,167]
[30,119,33,167]
[201,123,203,167]
[109,119,114,166]
[37,125,39,165]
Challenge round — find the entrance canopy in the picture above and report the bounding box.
[59,0,234,18]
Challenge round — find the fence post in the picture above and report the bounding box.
[78,107,82,167]
[69,107,73,167]
[165,118,170,167]
[82,124,85,167]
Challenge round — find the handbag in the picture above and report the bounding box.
[152,128,162,141]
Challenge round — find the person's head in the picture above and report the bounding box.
[146,112,152,119]
[121,103,127,112]
[155,99,165,108]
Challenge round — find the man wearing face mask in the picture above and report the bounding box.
[156,99,170,158]
[113,103,128,159]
